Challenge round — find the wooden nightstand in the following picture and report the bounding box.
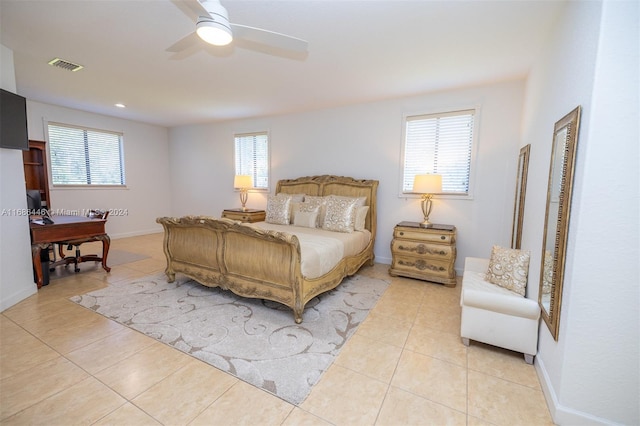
[221,208,266,223]
[389,221,457,287]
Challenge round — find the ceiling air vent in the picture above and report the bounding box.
[48,58,84,72]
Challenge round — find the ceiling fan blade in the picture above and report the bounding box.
[182,0,211,19]
[230,24,308,53]
[166,31,200,53]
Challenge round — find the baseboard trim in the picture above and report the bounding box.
[536,356,617,425]
[0,285,37,313]
[108,229,163,240]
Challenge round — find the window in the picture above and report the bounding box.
[401,109,475,195]
[234,132,269,190]
[48,122,125,186]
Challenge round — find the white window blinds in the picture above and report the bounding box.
[48,123,125,186]
[402,109,475,195]
[234,132,269,190]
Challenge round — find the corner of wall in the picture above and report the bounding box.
[1,43,38,312]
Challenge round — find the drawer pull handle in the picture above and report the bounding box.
[398,259,445,272]
[399,232,404,236]
[397,244,446,256]
[441,236,446,240]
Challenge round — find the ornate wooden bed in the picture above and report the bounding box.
[156,175,378,323]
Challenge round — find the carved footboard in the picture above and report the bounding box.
[157,175,379,323]
[156,216,309,322]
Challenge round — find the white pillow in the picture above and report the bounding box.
[288,193,305,202]
[293,205,319,228]
[322,196,358,233]
[265,194,291,225]
[354,206,369,231]
[289,202,301,223]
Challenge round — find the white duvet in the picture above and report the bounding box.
[246,222,371,279]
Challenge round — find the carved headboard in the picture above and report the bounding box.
[275,175,379,239]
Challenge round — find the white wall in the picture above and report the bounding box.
[169,80,526,271]
[1,82,172,311]
[522,1,639,424]
[26,101,172,239]
[4,3,637,421]
[565,2,639,422]
[0,44,37,311]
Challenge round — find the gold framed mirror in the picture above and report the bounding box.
[511,144,530,249]
[539,106,581,340]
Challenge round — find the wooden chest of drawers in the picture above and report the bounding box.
[221,209,266,223]
[389,221,457,287]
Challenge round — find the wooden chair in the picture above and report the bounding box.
[55,210,110,272]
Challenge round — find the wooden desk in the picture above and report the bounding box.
[30,215,111,288]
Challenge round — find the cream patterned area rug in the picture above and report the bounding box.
[70,273,389,405]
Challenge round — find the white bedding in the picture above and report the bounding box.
[246,222,371,279]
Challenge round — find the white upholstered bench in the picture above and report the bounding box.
[460,257,541,364]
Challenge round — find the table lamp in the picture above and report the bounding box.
[234,175,252,211]
[413,174,442,227]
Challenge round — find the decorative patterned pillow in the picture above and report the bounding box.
[322,196,358,233]
[324,195,366,229]
[293,205,319,228]
[303,196,327,226]
[296,202,319,213]
[485,245,530,296]
[265,194,291,225]
[285,194,306,223]
[327,195,366,207]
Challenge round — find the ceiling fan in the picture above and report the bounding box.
[168,0,308,54]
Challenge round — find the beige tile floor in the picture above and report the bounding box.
[1,233,554,425]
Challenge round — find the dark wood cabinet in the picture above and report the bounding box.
[22,140,51,209]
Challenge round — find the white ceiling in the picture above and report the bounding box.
[1,0,565,128]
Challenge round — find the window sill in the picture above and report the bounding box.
[51,185,129,190]
[400,193,474,201]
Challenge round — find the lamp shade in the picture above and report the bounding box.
[413,174,443,194]
[234,175,252,189]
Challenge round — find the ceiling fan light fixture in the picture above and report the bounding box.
[196,1,233,46]
[196,19,233,46]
